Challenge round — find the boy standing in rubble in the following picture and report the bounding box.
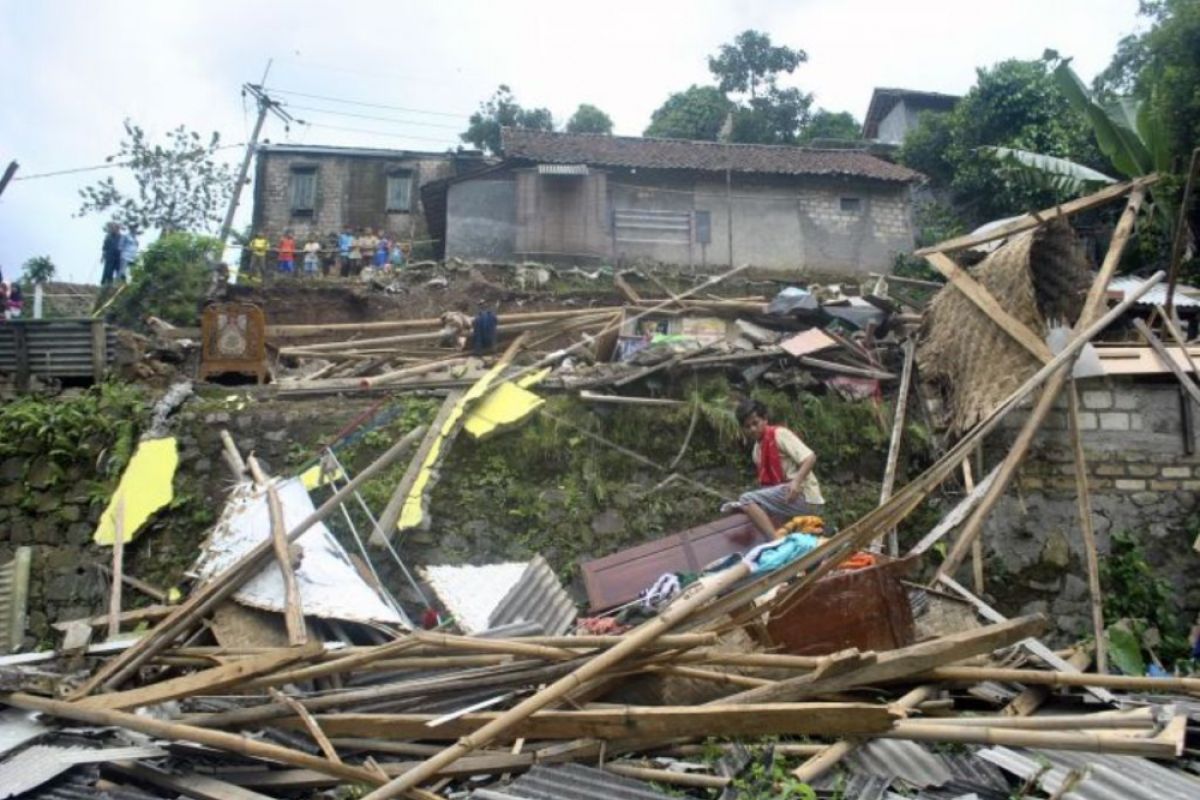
[730,398,825,539]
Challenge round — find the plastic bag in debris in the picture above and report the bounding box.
[767,286,819,315]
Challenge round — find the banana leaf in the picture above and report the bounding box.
[1054,61,1152,179]
[984,146,1116,195]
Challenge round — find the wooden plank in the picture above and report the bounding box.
[246,456,306,646]
[715,614,1045,705]
[1134,318,1200,409]
[613,274,642,304]
[922,665,1200,694]
[1004,648,1091,716]
[270,688,342,764]
[924,252,1052,365]
[53,605,172,632]
[1067,382,1108,674]
[915,176,1155,255]
[75,640,322,711]
[106,497,125,641]
[105,761,276,800]
[304,703,897,741]
[881,718,1180,758]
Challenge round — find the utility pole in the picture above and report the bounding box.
[217,81,294,250]
[0,161,19,200]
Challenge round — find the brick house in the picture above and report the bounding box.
[424,128,922,276]
[251,144,487,251]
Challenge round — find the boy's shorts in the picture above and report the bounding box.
[278,259,294,273]
[304,256,319,274]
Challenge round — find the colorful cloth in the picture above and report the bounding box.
[743,532,823,574]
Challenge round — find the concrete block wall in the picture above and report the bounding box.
[979,375,1200,642]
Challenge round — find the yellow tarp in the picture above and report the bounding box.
[93,437,178,546]
[398,368,548,531]
[463,383,545,439]
[299,461,345,490]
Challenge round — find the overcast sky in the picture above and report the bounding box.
[0,0,1147,284]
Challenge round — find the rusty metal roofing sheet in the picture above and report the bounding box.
[470,763,672,800]
[488,555,577,636]
[978,745,1200,800]
[0,320,116,379]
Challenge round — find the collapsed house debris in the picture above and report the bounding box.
[6,175,1200,800]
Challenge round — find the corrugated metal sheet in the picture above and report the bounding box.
[0,709,46,757]
[809,771,892,800]
[470,763,672,800]
[847,740,1008,793]
[1108,276,1200,309]
[488,555,577,636]
[537,163,589,175]
[0,547,31,652]
[978,745,1200,800]
[0,319,115,379]
[0,745,165,799]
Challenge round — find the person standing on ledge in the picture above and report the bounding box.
[730,398,826,539]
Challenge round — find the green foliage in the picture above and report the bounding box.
[565,104,613,135]
[798,109,862,143]
[644,85,734,140]
[107,231,219,328]
[77,119,235,234]
[646,30,813,145]
[898,59,1104,225]
[983,146,1117,195]
[1094,0,1200,166]
[708,30,807,99]
[1100,530,1191,666]
[461,85,554,155]
[21,255,56,284]
[1106,622,1147,676]
[732,754,817,800]
[0,382,147,487]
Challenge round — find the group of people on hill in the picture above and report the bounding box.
[100,222,139,286]
[244,227,409,282]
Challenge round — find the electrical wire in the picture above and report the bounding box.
[299,121,459,146]
[283,103,464,131]
[270,87,467,118]
[12,143,246,181]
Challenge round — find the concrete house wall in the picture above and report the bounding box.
[875,100,924,145]
[444,168,915,276]
[252,146,465,242]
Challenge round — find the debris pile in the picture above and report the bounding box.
[5,176,1200,799]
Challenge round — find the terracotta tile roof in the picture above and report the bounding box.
[501,128,922,183]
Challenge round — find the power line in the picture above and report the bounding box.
[284,103,464,131]
[299,121,460,146]
[12,143,246,181]
[270,87,467,119]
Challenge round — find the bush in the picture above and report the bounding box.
[107,232,218,329]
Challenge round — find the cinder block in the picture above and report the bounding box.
[1113,392,1140,410]
[1094,464,1126,477]
[1082,390,1114,409]
[1161,466,1191,479]
[1150,479,1180,491]
[1114,478,1146,491]
[1098,412,1130,431]
[1077,412,1099,430]
[1128,464,1158,477]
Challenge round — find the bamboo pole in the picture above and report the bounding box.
[604,764,729,789]
[936,188,1146,580]
[881,718,1179,758]
[964,457,984,593]
[878,338,915,555]
[360,565,752,799]
[106,497,125,641]
[792,685,933,783]
[1066,382,1107,673]
[923,665,1200,694]
[247,457,306,647]
[73,423,429,697]
[3,692,385,786]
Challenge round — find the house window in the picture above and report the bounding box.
[840,196,862,212]
[387,171,413,213]
[289,167,316,216]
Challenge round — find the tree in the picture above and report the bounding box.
[77,120,235,236]
[461,85,554,155]
[21,256,56,284]
[644,85,734,140]
[645,30,812,144]
[1094,0,1200,164]
[798,109,862,143]
[108,232,218,329]
[566,104,614,135]
[708,30,806,99]
[898,59,1104,224]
